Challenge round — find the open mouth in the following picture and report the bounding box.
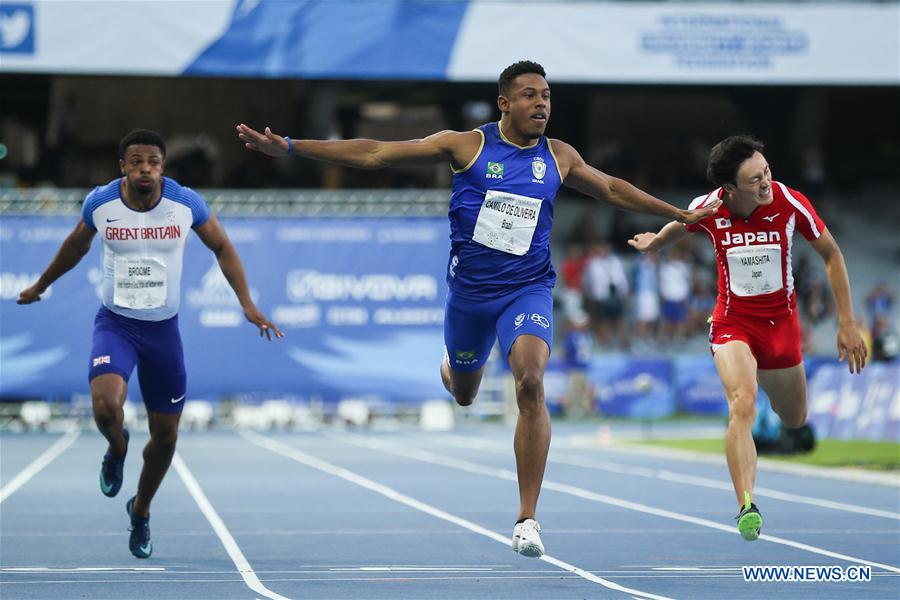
[531,113,547,123]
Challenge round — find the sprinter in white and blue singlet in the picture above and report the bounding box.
[18,130,282,559]
[237,61,719,557]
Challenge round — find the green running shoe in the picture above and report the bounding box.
[735,491,762,541]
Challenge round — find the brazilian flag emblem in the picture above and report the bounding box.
[455,350,476,360]
[487,162,504,176]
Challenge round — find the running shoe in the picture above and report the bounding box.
[735,491,762,541]
[99,429,129,498]
[126,496,152,559]
[512,518,544,557]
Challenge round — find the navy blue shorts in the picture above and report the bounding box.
[89,306,186,414]
[444,283,553,373]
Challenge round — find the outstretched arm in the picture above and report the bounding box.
[236,124,481,170]
[810,228,867,373]
[627,221,690,253]
[553,140,720,224]
[194,214,284,341]
[17,220,96,304]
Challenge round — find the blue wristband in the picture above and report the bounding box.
[284,135,294,156]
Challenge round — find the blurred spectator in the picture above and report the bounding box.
[562,312,594,417]
[866,282,896,327]
[794,254,834,326]
[865,281,899,363]
[792,254,814,309]
[559,242,588,327]
[658,247,692,345]
[583,240,630,349]
[632,252,660,344]
[802,276,834,324]
[870,315,900,362]
[790,253,834,324]
[686,271,716,335]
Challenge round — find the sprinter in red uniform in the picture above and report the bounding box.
[628,135,867,541]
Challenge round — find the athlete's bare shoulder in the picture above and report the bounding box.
[548,138,590,183]
[548,138,579,165]
[424,129,485,171]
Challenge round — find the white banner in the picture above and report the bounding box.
[451,2,900,85]
[0,0,235,75]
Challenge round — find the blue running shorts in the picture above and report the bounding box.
[444,283,553,373]
[89,306,187,414]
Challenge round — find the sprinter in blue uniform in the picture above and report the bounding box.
[19,129,283,559]
[237,61,719,557]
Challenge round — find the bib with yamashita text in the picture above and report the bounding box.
[725,244,783,297]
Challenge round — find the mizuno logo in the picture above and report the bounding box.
[170,394,185,404]
[762,213,780,222]
[106,218,122,223]
[721,334,733,339]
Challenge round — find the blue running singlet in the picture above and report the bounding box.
[446,122,562,300]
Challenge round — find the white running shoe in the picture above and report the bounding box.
[511,518,544,557]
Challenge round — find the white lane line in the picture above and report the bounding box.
[1,567,165,572]
[330,566,495,572]
[0,429,80,504]
[432,435,900,520]
[0,575,697,585]
[653,567,741,572]
[171,453,289,600]
[565,437,900,487]
[335,433,900,575]
[240,430,673,600]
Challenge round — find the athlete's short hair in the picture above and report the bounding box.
[119,129,166,159]
[498,60,547,96]
[707,135,765,186]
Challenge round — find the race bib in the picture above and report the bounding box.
[113,256,167,309]
[726,244,782,297]
[472,190,542,256]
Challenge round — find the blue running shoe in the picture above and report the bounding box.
[99,429,129,498]
[126,496,152,559]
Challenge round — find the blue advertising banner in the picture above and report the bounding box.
[1,216,451,404]
[673,354,728,416]
[808,362,900,441]
[587,355,674,418]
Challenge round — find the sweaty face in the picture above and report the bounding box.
[502,73,551,139]
[120,144,164,195]
[733,151,773,206]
